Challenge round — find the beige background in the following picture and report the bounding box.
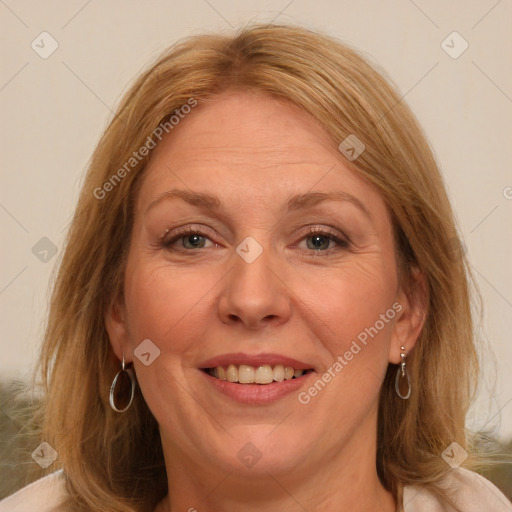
[1,1,511,439]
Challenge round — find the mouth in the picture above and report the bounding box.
[201,364,315,384]
[197,353,317,404]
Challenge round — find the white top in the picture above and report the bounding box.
[0,467,511,512]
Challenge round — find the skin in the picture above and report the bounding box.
[106,90,426,512]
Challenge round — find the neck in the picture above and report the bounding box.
[155,422,397,512]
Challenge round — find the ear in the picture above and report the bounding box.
[389,267,428,364]
[105,292,132,363]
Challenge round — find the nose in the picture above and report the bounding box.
[217,242,291,330]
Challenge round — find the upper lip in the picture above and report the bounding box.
[198,352,315,370]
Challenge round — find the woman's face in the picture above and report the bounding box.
[107,90,421,483]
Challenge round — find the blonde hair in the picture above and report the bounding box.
[32,23,481,511]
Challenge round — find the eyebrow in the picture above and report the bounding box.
[145,189,372,221]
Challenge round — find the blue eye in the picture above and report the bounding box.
[180,234,207,249]
[160,226,349,255]
[307,234,334,250]
[162,229,214,250]
[300,229,349,253]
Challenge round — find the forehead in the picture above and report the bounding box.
[135,90,386,217]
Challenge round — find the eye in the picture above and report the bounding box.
[179,233,208,249]
[159,225,349,255]
[161,226,217,251]
[297,227,349,253]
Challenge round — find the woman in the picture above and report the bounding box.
[1,23,511,512]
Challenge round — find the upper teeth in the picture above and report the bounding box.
[210,364,306,384]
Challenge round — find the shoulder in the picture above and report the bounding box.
[0,470,68,512]
[403,467,512,511]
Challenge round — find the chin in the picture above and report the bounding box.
[215,428,312,476]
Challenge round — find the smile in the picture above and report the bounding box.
[203,364,314,384]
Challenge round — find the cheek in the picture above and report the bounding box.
[299,256,398,368]
[121,259,220,427]
[123,258,220,351]
[294,260,399,426]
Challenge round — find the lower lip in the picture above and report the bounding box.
[200,370,315,405]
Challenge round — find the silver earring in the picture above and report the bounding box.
[394,345,411,400]
[109,354,136,412]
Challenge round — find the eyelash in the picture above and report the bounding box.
[160,225,350,255]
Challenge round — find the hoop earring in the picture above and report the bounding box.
[109,354,136,412]
[394,345,411,400]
